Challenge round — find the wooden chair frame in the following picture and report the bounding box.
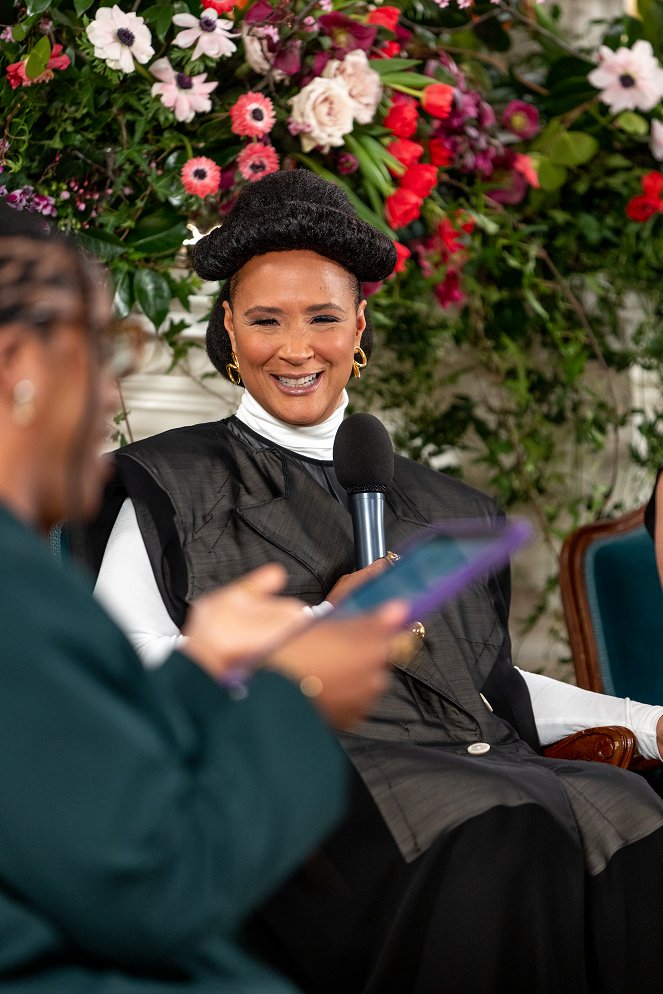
[559,505,646,695]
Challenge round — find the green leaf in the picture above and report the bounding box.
[75,228,127,261]
[614,111,649,136]
[111,268,134,319]
[12,22,29,41]
[344,133,393,197]
[639,0,663,56]
[26,0,52,14]
[125,212,189,258]
[371,58,421,76]
[547,130,598,167]
[134,269,171,330]
[537,157,568,191]
[379,72,434,90]
[294,155,395,237]
[25,35,51,80]
[74,0,96,13]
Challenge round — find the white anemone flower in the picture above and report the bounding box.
[86,5,154,74]
[151,58,218,123]
[173,9,237,61]
[588,40,663,113]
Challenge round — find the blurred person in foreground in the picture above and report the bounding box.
[80,170,663,994]
[0,204,408,993]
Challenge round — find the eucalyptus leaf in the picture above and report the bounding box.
[614,111,649,136]
[134,269,172,330]
[547,131,598,167]
[537,158,568,191]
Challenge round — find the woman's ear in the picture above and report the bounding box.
[355,299,367,347]
[222,301,237,353]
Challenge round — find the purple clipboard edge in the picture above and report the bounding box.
[335,517,533,624]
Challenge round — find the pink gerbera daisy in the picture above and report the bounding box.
[181,157,221,197]
[230,92,276,138]
[237,143,280,182]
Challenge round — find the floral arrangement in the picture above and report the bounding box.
[3,0,663,621]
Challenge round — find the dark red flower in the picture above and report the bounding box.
[625,172,663,221]
[421,83,454,119]
[385,188,423,229]
[384,94,419,139]
[400,163,438,199]
[435,268,465,308]
[428,137,454,168]
[371,40,401,59]
[366,6,400,32]
[436,218,463,255]
[202,0,236,12]
[642,171,663,199]
[318,13,377,57]
[392,240,411,273]
[387,138,425,171]
[626,196,659,222]
[502,100,540,140]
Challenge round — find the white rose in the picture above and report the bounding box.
[241,24,286,82]
[323,49,383,125]
[289,76,355,153]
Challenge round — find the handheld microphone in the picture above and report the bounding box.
[333,413,395,570]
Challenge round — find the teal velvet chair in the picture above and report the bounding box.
[560,506,663,706]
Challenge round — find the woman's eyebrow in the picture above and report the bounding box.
[243,305,285,318]
[243,303,347,317]
[305,303,346,314]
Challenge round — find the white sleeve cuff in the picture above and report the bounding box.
[518,668,663,761]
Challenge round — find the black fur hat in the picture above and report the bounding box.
[192,169,396,379]
[192,169,396,283]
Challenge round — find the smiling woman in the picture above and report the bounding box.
[222,249,366,425]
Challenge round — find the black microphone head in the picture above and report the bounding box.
[333,413,394,494]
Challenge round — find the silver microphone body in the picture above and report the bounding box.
[349,491,386,569]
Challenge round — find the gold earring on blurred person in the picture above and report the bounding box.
[12,379,36,428]
[353,346,367,379]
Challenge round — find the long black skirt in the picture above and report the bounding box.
[247,745,663,994]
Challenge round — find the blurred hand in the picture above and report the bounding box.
[183,564,306,680]
[269,601,409,729]
[326,556,390,606]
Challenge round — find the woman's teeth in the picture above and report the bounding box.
[276,373,318,387]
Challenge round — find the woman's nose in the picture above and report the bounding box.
[276,331,314,363]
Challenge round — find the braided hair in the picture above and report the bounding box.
[0,204,102,344]
[192,170,397,382]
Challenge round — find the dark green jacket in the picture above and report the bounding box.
[0,502,345,993]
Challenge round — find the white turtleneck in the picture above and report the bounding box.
[93,391,663,759]
[235,388,347,461]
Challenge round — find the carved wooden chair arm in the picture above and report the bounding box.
[543,726,636,768]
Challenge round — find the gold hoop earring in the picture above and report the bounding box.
[353,346,367,379]
[12,378,36,427]
[226,352,241,386]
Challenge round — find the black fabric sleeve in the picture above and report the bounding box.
[68,456,189,629]
[480,564,542,753]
